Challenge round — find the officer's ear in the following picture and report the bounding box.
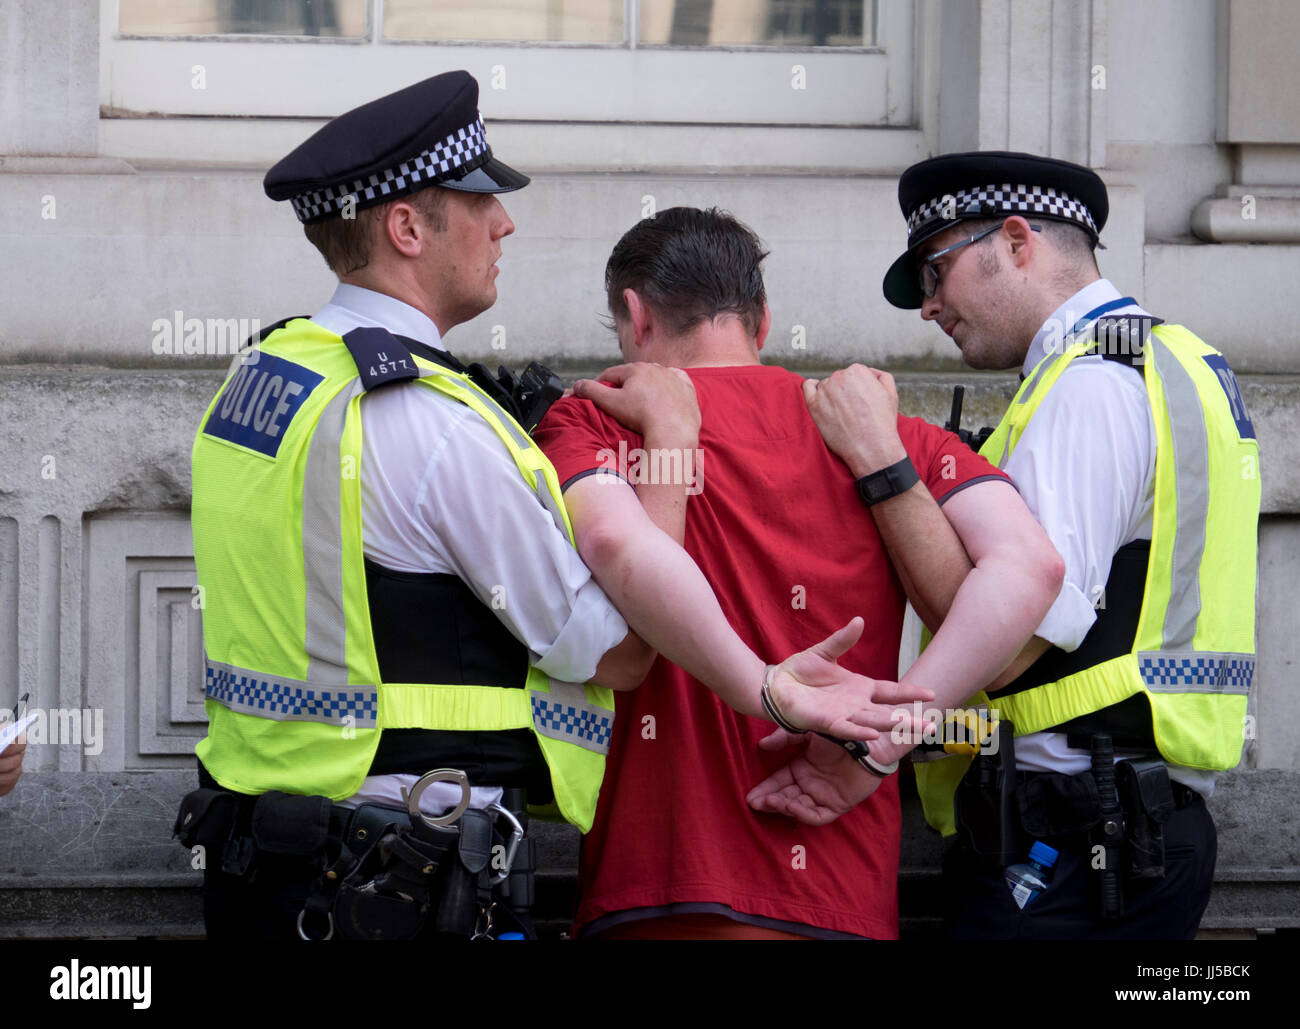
[381,199,424,259]
[1003,216,1037,270]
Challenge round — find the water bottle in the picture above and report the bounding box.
[1005,841,1059,909]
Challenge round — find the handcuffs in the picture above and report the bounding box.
[759,664,900,777]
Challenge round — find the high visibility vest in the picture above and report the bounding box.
[914,322,1260,834]
[191,319,614,832]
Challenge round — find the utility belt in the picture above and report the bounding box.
[952,722,1202,922]
[174,768,536,940]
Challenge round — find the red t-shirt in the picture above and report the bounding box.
[534,363,1008,938]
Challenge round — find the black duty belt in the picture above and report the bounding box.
[955,730,1205,923]
[175,768,535,940]
[1013,766,1199,842]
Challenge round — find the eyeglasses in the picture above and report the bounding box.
[918,222,1042,299]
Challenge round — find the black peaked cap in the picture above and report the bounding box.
[264,70,528,224]
[883,150,1109,309]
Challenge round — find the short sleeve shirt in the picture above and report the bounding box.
[535,362,1010,938]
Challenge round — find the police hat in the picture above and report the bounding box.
[264,70,529,224]
[882,150,1108,309]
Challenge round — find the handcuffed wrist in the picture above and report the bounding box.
[760,664,805,733]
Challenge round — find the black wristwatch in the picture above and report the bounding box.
[855,456,919,507]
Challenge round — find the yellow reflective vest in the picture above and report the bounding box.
[915,321,1260,834]
[191,319,614,831]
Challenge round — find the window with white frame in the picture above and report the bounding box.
[101,0,918,167]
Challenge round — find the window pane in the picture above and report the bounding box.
[118,0,366,37]
[640,0,873,47]
[383,1,624,43]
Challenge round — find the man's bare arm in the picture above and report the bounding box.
[565,476,930,732]
[580,363,701,690]
[803,366,972,630]
[749,478,1063,823]
[804,365,1059,667]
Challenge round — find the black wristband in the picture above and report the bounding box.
[855,456,919,507]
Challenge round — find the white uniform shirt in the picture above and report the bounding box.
[1004,279,1214,796]
[309,284,629,813]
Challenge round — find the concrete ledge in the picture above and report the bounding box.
[0,366,1294,514]
[1192,191,1300,244]
[1,769,1293,938]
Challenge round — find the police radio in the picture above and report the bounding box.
[502,362,565,434]
[946,385,995,453]
[465,361,565,435]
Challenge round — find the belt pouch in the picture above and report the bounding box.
[502,836,536,910]
[334,882,428,941]
[173,788,237,851]
[1117,758,1173,879]
[250,791,332,856]
[1017,773,1102,838]
[344,803,410,852]
[954,724,1018,867]
[433,809,492,936]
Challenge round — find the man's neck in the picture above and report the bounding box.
[1009,270,1103,365]
[343,272,450,337]
[1020,274,1127,376]
[1036,271,1103,331]
[643,323,761,369]
[323,280,445,350]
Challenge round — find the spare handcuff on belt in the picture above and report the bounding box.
[297,768,528,941]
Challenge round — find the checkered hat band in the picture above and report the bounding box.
[290,115,489,222]
[906,183,1099,238]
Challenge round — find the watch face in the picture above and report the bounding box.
[857,469,894,505]
[857,459,919,506]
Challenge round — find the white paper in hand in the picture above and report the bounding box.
[0,709,39,751]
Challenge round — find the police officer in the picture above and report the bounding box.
[875,151,1260,938]
[180,71,925,941]
[751,150,1258,938]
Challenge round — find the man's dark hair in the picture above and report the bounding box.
[605,207,770,337]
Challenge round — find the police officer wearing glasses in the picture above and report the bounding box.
[761,150,1260,939]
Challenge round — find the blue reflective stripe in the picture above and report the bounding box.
[1138,652,1254,694]
[530,695,613,754]
[206,660,379,728]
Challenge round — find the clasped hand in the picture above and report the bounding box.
[803,364,906,476]
[752,619,930,826]
[573,363,700,446]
